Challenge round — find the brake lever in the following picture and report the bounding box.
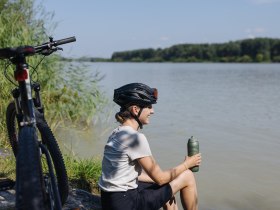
[40,46,62,55]
[41,49,54,56]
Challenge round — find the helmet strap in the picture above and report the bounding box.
[130,107,143,129]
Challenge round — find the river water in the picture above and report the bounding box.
[58,62,280,210]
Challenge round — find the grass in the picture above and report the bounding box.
[64,155,102,194]
[0,152,16,180]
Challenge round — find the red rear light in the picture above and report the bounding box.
[14,69,28,81]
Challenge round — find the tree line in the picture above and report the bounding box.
[111,38,280,63]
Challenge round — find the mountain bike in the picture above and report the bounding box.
[0,36,76,210]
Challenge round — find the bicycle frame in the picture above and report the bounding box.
[11,52,37,127]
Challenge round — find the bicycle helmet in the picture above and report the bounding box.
[113,83,158,108]
[113,83,158,129]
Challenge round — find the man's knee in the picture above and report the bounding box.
[170,170,196,193]
[181,170,196,186]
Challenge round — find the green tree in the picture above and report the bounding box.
[256,53,264,62]
[271,40,280,62]
[238,55,252,62]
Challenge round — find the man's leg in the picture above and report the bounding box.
[169,170,198,210]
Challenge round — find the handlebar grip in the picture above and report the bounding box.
[0,48,14,59]
[54,36,76,46]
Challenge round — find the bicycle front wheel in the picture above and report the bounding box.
[16,126,46,210]
[6,101,69,205]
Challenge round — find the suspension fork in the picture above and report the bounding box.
[11,85,42,126]
[11,88,23,128]
[33,82,44,114]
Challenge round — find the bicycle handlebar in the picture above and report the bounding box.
[0,36,76,59]
[34,36,76,53]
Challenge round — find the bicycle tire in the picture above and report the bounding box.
[6,101,69,204]
[16,126,46,210]
[36,112,69,205]
[6,101,19,156]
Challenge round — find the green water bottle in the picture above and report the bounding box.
[187,136,199,172]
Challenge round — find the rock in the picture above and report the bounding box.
[0,188,102,210]
[63,189,102,210]
[0,189,15,210]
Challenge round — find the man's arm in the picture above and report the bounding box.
[138,170,154,183]
[138,154,201,186]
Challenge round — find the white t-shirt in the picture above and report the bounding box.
[98,125,152,192]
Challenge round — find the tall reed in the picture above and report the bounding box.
[0,0,107,148]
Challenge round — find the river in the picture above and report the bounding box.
[58,62,280,210]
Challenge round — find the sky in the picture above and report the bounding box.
[38,0,280,58]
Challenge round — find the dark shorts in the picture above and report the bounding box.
[101,181,173,210]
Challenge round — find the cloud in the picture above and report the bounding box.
[250,0,280,4]
[245,27,266,38]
